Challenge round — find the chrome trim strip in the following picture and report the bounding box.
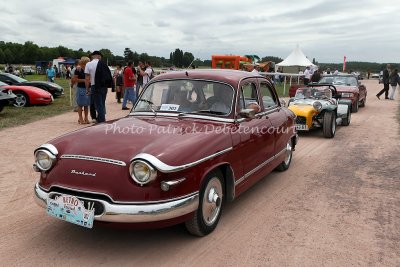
[132,147,233,173]
[35,144,58,156]
[34,184,199,223]
[162,178,186,187]
[42,184,198,205]
[235,145,289,186]
[60,155,127,167]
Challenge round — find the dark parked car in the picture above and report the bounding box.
[33,69,298,236]
[0,87,16,112]
[318,74,367,112]
[0,73,64,97]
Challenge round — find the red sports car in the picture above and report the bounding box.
[33,70,298,236]
[0,81,53,107]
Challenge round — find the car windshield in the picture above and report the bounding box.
[319,76,358,86]
[133,80,234,116]
[4,73,27,83]
[295,88,332,99]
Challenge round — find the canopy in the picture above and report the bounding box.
[276,45,315,70]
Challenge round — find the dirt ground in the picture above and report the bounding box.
[0,80,399,266]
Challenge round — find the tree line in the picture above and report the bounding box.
[0,41,395,72]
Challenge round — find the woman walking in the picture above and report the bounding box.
[389,68,400,100]
[73,57,91,124]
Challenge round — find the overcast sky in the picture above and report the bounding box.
[2,0,400,63]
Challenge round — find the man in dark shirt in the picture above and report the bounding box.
[376,64,391,99]
[136,61,145,98]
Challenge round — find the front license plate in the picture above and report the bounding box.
[295,124,308,130]
[46,194,95,229]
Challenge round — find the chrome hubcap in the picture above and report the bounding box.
[202,177,223,226]
[284,142,292,165]
[14,94,26,107]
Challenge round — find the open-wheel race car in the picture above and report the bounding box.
[288,84,352,138]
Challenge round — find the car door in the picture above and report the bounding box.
[259,79,289,158]
[233,78,275,192]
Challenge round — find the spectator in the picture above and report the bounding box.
[303,66,312,85]
[140,61,153,88]
[311,69,321,83]
[376,64,391,99]
[389,68,400,100]
[113,64,124,103]
[136,61,145,98]
[121,61,136,110]
[73,57,91,124]
[70,59,80,112]
[85,50,113,123]
[46,62,55,82]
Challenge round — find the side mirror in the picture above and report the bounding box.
[280,99,286,107]
[239,109,256,119]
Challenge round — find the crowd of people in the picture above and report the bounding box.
[66,53,154,124]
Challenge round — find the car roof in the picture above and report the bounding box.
[153,69,264,87]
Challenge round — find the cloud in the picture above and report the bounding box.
[1,0,400,63]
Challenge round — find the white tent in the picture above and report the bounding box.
[275,45,315,72]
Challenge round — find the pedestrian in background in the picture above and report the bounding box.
[376,64,391,99]
[46,62,55,82]
[303,66,312,85]
[140,61,153,88]
[136,61,145,98]
[113,64,124,103]
[389,68,400,100]
[73,57,91,124]
[121,61,136,110]
[85,50,114,123]
[70,59,80,112]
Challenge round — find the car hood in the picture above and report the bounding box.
[47,116,234,167]
[3,85,51,95]
[22,81,63,89]
[334,85,359,93]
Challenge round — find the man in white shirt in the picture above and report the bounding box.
[141,61,153,88]
[303,66,312,85]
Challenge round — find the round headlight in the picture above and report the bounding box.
[34,149,56,171]
[129,160,157,185]
[313,101,322,111]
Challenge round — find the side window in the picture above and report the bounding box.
[260,82,278,109]
[239,82,259,109]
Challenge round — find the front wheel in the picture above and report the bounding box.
[323,111,336,138]
[359,96,366,107]
[185,170,224,236]
[352,97,359,113]
[13,91,30,107]
[341,105,351,126]
[275,139,293,171]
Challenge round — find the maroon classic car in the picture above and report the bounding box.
[318,74,367,112]
[33,70,298,236]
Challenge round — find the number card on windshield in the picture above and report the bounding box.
[160,104,180,111]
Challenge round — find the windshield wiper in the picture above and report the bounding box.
[138,99,156,115]
[178,110,226,117]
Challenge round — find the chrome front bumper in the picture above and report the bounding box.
[34,183,199,223]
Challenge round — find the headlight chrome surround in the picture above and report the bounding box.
[313,101,322,111]
[129,160,157,185]
[34,150,56,171]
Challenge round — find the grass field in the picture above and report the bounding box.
[0,75,73,130]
